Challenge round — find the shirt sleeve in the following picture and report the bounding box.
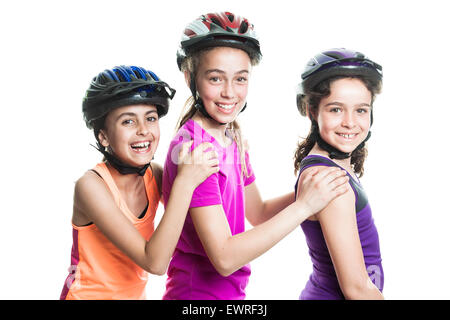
[189,172,222,208]
[189,134,222,208]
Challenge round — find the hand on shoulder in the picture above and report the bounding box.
[296,166,350,217]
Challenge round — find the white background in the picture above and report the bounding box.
[1,0,449,299]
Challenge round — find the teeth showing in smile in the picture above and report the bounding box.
[217,103,235,110]
[338,133,356,139]
[131,141,150,149]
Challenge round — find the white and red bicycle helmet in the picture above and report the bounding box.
[177,11,262,70]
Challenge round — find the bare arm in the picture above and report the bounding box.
[309,167,384,300]
[152,162,163,204]
[73,141,219,275]
[190,167,350,276]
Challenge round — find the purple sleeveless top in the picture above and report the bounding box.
[295,155,383,300]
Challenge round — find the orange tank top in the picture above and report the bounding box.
[60,163,160,300]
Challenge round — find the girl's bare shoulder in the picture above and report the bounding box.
[75,169,105,191]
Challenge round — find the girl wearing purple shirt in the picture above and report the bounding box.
[294,48,384,299]
[161,12,350,300]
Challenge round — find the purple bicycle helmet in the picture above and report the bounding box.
[296,48,382,116]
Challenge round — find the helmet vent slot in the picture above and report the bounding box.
[226,13,234,22]
[325,52,343,59]
[211,17,223,28]
[239,21,248,33]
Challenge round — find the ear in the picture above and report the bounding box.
[183,70,191,88]
[97,129,109,148]
[305,104,317,122]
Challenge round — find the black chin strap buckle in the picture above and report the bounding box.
[328,150,352,160]
[90,143,150,176]
[311,121,353,160]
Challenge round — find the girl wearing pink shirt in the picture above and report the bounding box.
[162,12,350,300]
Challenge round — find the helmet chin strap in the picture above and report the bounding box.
[92,143,151,176]
[310,120,371,160]
[194,100,227,126]
[308,106,373,160]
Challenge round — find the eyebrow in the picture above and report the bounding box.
[116,110,158,121]
[205,69,249,75]
[324,102,371,108]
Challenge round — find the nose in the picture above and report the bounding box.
[221,80,235,99]
[136,121,150,137]
[341,111,356,128]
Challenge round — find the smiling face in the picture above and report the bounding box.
[98,104,160,167]
[193,46,252,124]
[315,78,372,154]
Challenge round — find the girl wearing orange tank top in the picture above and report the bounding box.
[60,66,219,300]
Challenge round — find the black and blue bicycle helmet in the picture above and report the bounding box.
[83,65,176,129]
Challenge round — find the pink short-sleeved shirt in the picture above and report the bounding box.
[162,119,255,300]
